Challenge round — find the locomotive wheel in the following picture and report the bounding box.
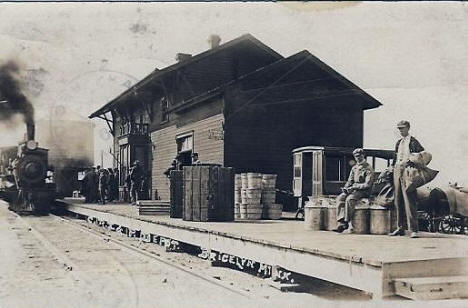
[438,215,465,234]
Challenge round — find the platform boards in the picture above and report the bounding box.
[59,199,468,300]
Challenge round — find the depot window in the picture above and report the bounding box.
[176,132,193,153]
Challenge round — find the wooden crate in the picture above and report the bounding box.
[169,171,183,218]
[183,166,234,222]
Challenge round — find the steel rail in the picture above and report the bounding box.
[11,212,97,300]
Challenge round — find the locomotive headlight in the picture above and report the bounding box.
[26,140,38,150]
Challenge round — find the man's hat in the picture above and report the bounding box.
[352,148,365,156]
[191,152,198,157]
[397,120,410,128]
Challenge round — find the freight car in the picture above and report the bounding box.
[0,133,56,215]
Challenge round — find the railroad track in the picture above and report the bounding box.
[15,211,255,302]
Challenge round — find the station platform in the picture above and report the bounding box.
[59,198,468,300]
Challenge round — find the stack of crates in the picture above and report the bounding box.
[183,165,234,222]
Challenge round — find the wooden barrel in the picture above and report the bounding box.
[234,190,242,204]
[325,203,338,231]
[241,189,248,204]
[352,205,370,234]
[247,173,262,189]
[246,188,261,203]
[265,203,283,220]
[240,204,262,220]
[304,202,324,230]
[234,174,242,189]
[241,173,248,190]
[234,203,241,219]
[370,206,391,235]
[261,189,276,204]
[262,174,277,189]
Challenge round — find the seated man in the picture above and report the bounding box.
[333,148,375,233]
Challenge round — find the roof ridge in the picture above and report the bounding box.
[89,34,282,118]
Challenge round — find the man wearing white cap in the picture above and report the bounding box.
[333,148,374,233]
[389,120,425,238]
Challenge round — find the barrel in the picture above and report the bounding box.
[241,173,248,190]
[234,190,242,204]
[234,174,242,189]
[352,205,370,234]
[234,203,241,219]
[265,203,283,220]
[247,173,262,189]
[370,205,391,235]
[261,189,276,205]
[261,174,277,189]
[304,201,324,230]
[241,189,248,204]
[246,188,261,204]
[240,204,262,220]
[325,203,338,231]
[390,206,398,232]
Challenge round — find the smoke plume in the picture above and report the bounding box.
[0,60,35,139]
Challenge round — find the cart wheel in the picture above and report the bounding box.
[438,215,464,234]
[418,212,435,232]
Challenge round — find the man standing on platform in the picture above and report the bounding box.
[129,160,143,205]
[389,120,425,238]
[333,148,374,234]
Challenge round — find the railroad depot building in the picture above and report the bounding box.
[90,34,381,202]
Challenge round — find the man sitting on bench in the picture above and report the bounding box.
[333,148,375,234]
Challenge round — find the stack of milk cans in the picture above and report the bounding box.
[234,173,282,220]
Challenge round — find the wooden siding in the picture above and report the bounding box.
[151,113,224,201]
[151,125,178,201]
[224,88,364,200]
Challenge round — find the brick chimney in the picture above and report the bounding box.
[208,34,221,49]
[176,53,192,62]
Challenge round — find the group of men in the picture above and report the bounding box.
[81,166,119,204]
[81,160,145,205]
[333,120,425,238]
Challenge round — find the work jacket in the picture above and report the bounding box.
[344,161,375,193]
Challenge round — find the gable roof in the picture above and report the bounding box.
[89,34,282,118]
[174,50,381,112]
[232,50,381,110]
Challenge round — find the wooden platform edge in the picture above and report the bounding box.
[59,200,386,297]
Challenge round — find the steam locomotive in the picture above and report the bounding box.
[0,125,56,215]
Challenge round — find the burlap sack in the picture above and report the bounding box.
[405,167,438,192]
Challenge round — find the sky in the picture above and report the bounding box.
[0,2,467,187]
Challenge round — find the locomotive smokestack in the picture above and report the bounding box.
[26,122,35,141]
